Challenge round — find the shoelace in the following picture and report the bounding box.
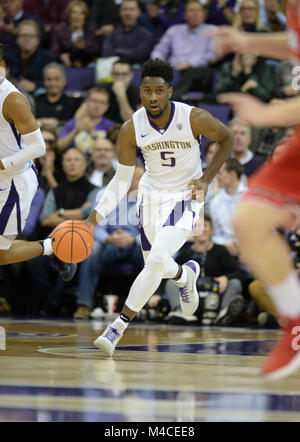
[179,286,190,303]
[104,327,120,344]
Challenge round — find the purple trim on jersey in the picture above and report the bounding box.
[140,225,151,251]
[163,198,192,227]
[185,261,197,274]
[0,180,21,235]
[31,163,39,183]
[146,101,175,135]
[9,123,21,149]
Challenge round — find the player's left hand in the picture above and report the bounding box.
[186,177,209,202]
[218,93,267,126]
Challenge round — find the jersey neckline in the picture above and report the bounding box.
[146,101,175,135]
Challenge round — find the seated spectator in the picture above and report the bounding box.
[273,125,297,151]
[151,0,217,99]
[24,0,70,34]
[203,0,237,26]
[107,123,122,168]
[229,118,265,176]
[36,125,64,195]
[73,166,145,319]
[90,0,120,37]
[233,0,268,32]
[102,0,154,65]
[165,213,246,326]
[51,0,101,68]
[58,86,115,153]
[26,148,98,315]
[87,137,116,188]
[210,158,247,256]
[139,0,185,43]
[250,123,285,159]
[233,0,267,23]
[214,52,275,102]
[4,19,55,94]
[0,0,43,52]
[22,186,45,240]
[264,0,286,31]
[98,59,140,123]
[275,60,299,99]
[35,63,83,130]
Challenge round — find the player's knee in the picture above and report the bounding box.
[0,250,10,266]
[146,250,168,274]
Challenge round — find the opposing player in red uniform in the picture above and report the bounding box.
[213,0,300,379]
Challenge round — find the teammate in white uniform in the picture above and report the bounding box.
[0,43,76,282]
[87,59,233,356]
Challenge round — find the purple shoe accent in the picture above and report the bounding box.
[104,327,120,344]
[179,287,189,303]
[185,261,197,274]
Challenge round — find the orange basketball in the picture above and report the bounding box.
[51,220,94,263]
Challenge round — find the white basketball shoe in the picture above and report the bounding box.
[176,260,200,316]
[94,324,123,357]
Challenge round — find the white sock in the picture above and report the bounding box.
[268,271,300,318]
[175,266,187,285]
[42,238,53,256]
[110,316,129,335]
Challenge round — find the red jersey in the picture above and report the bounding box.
[287,0,300,62]
[242,0,300,220]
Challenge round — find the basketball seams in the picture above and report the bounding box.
[51,220,94,263]
[53,230,72,262]
[51,223,94,238]
[73,230,89,259]
[71,219,74,263]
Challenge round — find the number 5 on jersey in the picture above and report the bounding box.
[161,151,176,167]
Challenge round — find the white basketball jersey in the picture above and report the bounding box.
[0,77,29,173]
[133,101,202,191]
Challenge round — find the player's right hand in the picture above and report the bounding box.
[208,26,247,58]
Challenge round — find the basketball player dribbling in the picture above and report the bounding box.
[211,0,300,379]
[0,43,76,281]
[86,58,234,357]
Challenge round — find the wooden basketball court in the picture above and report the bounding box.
[1,317,300,422]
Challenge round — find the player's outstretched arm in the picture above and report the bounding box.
[188,108,233,200]
[213,27,288,60]
[219,93,300,128]
[1,92,46,171]
[87,119,137,229]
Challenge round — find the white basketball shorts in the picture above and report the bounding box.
[137,184,203,235]
[0,165,38,250]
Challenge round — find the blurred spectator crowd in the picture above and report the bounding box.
[0,0,298,330]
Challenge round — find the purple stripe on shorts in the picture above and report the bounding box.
[0,180,21,235]
[163,198,192,227]
[138,196,144,225]
[140,225,151,251]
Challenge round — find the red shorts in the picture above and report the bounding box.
[243,126,300,228]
